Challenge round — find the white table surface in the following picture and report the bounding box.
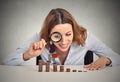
[0,65,120,82]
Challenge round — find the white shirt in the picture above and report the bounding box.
[2,32,120,66]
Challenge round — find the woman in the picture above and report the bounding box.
[3,8,120,70]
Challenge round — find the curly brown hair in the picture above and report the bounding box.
[40,8,87,48]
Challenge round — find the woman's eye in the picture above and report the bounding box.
[66,33,71,36]
[54,35,60,38]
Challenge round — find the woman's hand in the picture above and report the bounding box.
[23,39,46,61]
[84,57,111,70]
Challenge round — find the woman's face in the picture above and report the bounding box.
[50,23,73,52]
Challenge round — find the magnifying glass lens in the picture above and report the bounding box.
[50,32,62,42]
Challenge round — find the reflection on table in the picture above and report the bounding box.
[0,65,120,82]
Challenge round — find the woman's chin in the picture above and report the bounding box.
[59,47,69,52]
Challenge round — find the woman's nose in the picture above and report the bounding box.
[61,36,67,44]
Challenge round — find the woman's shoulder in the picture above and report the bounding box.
[86,31,98,42]
[85,31,105,49]
[85,32,97,47]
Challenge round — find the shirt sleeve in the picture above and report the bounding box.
[86,32,120,66]
[2,32,40,65]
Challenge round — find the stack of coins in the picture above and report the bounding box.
[60,65,64,72]
[53,63,57,72]
[72,69,77,72]
[83,70,87,72]
[78,70,82,72]
[66,68,70,72]
[38,60,42,72]
[46,61,50,72]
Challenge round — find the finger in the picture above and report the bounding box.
[41,39,47,46]
[39,39,47,48]
[39,41,42,48]
[38,42,43,49]
[39,41,45,49]
[84,64,91,68]
[29,43,34,50]
[88,66,99,70]
[87,64,105,70]
[37,42,40,49]
[34,43,37,49]
[33,42,39,49]
[38,42,40,49]
[98,65,106,70]
[90,64,100,70]
[86,65,98,70]
[84,63,96,70]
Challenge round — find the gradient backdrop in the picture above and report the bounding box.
[0,0,120,64]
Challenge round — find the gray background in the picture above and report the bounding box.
[0,0,120,64]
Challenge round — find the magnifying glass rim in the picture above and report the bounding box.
[50,32,62,43]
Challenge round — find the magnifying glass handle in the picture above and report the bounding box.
[49,44,55,53]
[44,41,55,53]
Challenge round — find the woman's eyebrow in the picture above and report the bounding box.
[50,31,59,34]
[66,31,72,33]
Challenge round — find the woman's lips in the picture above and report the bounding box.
[59,44,68,49]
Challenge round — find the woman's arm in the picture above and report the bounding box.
[2,33,40,65]
[85,32,120,70]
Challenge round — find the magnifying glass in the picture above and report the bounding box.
[50,32,62,43]
[48,32,62,59]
